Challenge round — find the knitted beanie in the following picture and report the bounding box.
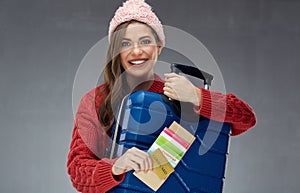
[108,0,165,47]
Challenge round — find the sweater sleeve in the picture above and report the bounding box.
[194,88,256,136]
[67,127,125,193]
[67,87,125,193]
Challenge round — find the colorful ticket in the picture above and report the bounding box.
[134,121,195,191]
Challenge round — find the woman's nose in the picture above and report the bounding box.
[131,44,143,55]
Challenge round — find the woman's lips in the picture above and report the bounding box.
[128,59,148,65]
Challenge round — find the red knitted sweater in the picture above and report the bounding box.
[67,78,256,193]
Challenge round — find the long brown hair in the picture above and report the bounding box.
[98,20,162,134]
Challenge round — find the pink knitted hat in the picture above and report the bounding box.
[108,0,165,47]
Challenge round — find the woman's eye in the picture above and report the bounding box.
[141,39,151,45]
[121,41,131,47]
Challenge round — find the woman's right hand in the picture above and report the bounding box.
[112,147,152,176]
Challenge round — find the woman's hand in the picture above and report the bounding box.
[112,147,152,176]
[164,73,202,106]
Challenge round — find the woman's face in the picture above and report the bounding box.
[119,22,162,80]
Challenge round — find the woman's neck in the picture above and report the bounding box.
[125,73,155,92]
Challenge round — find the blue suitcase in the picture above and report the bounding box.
[107,64,231,193]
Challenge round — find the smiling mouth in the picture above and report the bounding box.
[129,59,148,65]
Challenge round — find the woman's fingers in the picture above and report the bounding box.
[112,147,152,175]
[163,73,201,105]
[128,148,152,172]
[163,73,182,100]
[163,87,175,99]
[164,72,180,79]
[126,159,140,172]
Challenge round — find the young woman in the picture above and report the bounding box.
[67,0,256,192]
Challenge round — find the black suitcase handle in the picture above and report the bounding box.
[171,63,213,89]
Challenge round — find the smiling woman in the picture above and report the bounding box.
[119,22,162,88]
[66,0,256,192]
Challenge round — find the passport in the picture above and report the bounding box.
[150,148,174,180]
[133,121,195,191]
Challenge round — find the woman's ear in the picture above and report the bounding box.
[157,46,163,55]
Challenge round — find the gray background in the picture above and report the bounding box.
[0,0,299,193]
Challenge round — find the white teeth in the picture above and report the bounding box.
[130,60,146,65]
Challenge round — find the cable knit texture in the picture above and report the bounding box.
[67,76,256,193]
[195,88,256,135]
[108,0,165,47]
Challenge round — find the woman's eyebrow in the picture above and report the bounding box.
[121,37,131,41]
[122,36,151,41]
[121,36,152,43]
[139,36,151,40]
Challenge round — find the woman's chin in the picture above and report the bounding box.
[126,69,153,78]
[125,64,154,78]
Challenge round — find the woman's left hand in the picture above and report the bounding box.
[164,73,201,106]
